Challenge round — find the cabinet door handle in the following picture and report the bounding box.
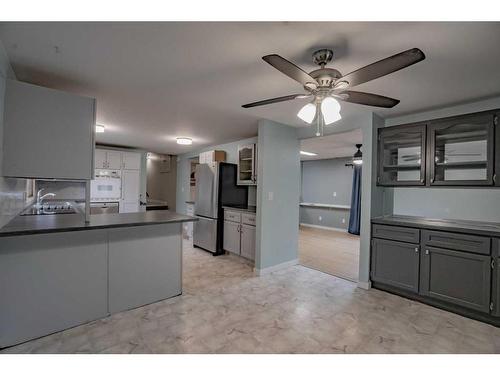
[425,249,429,255]
[415,247,419,253]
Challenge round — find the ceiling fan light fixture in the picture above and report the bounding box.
[297,102,317,124]
[321,97,341,125]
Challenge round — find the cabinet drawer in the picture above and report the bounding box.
[422,230,490,255]
[372,224,420,244]
[241,213,256,226]
[224,210,241,223]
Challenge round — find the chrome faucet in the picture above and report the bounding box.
[36,188,56,207]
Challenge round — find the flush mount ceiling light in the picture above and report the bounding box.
[95,124,105,133]
[300,150,318,156]
[352,144,363,165]
[176,137,193,145]
[243,47,425,136]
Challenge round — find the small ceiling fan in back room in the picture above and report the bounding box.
[242,47,425,136]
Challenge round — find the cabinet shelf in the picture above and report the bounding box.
[435,161,487,169]
[383,164,421,170]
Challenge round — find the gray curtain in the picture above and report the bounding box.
[348,165,362,235]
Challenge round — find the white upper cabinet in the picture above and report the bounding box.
[122,151,141,170]
[3,80,96,179]
[106,151,123,170]
[94,149,107,169]
[237,143,257,185]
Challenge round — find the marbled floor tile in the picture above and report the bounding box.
[1,241,500,354]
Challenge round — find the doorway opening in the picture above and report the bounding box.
[298,129,362,282]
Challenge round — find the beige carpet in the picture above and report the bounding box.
[299,225,360,282]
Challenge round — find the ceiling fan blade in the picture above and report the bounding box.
[262,54,318,88]
[339,91,400,108]
[242,94,310,108]
[335,48,425,89]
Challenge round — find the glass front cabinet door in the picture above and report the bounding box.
[377,124,427,186]
[428,113,495,186]
[237,143,257,185]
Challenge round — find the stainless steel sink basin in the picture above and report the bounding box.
[21,201,77,216]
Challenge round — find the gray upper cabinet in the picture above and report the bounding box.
[377,123,426,186]
[371,238,420,292]
[377,109,499,188]
[420,246,491,313]
[428,112,495,186]
[2,80,96,180]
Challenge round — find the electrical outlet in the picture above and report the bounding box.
[342,218,346,224]
[318,216,322,221]
[268,191,274,201]
[333,192,337,197]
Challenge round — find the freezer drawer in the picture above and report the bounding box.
[193,216,218,253]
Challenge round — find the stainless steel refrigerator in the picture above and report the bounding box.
[193,162,248,255]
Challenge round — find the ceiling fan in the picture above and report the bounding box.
[242,47,426,135]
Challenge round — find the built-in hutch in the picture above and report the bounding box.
[372,108,500,326]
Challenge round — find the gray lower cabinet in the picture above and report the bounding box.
[420,246,491,312]
[223,221,241,255]
[371,238,420,293]
[0,231,108,348]
[494,257,500,317]
[240,224,256,260]
[223,209,256,260]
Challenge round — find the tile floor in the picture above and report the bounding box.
[2,242,500,354]
[299,225,360,281]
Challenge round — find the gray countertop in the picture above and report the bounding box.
[222,205,257,214]
[372,215,500,237]
[0,210,197,237]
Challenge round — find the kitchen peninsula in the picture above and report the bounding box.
[0,210,197,348]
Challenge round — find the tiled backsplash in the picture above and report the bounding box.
[0,177,30,228]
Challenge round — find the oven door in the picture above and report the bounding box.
[91,177,122,201]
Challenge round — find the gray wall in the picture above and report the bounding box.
[255,119,300,271]
[146,154,177,211]
[385,96,500,222]
[176,136,258,214]
[300,157,352,230]
[0,40,30,228]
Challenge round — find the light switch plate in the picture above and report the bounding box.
[333,192,337,197]
[268,191,274,201]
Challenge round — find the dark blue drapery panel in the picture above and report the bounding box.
[348,165,362,235]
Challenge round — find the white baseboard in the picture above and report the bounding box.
[357,281,371,290]
[254,258,299,276]
[299,223,347,233]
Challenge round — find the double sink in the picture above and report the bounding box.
[21,201,77,216]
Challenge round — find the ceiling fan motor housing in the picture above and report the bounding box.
[309,68,342,88]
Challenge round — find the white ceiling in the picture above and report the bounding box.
[300,129,363,161]
[1,22,500,154]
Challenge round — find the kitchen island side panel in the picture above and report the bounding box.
[0,230,108,348]
[108,223,182,314]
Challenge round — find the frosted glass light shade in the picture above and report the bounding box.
[321,97,341,125]
[297,103,317,124]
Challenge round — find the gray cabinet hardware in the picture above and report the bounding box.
[425,249,429,255]
[415,247,419,253]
